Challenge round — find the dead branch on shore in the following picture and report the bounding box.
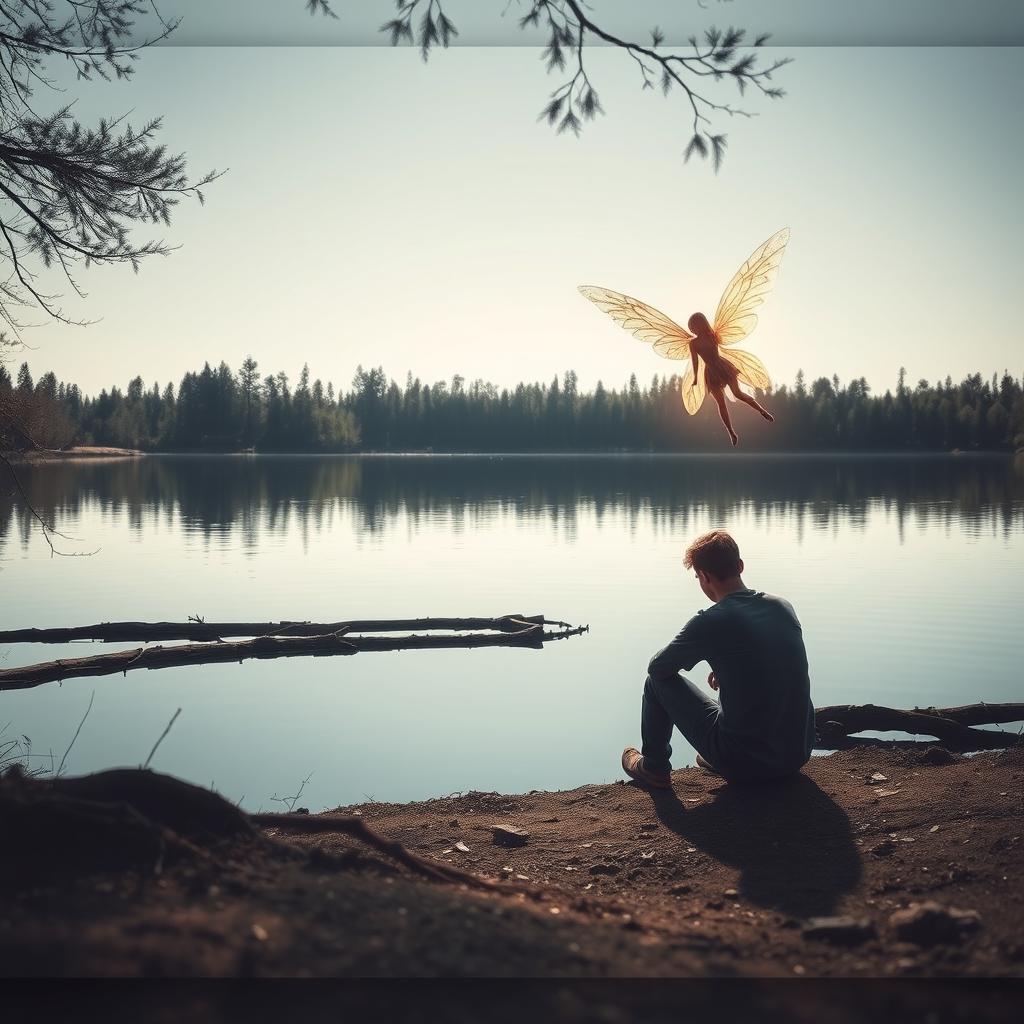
[815,702,1024,753]
[0,615,589,692]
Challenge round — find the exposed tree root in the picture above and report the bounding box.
[0,766,499,891]
[251,812,499,890]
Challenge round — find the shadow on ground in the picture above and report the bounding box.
[649,772,861,917]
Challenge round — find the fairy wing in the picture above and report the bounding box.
[578,285,694,360]
[680,360,707,415]
[721,348,772,393]
[712,228,790,346]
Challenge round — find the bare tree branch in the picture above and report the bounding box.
[374,0,790,168]
[0,3,233,331]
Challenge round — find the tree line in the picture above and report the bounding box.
[2,359,1022,454]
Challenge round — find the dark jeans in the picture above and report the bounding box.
[640,672,796,783]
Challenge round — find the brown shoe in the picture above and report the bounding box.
[621,747,672,789]
[695,753,721,777]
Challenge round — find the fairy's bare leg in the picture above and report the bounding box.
[712,389,738,446]
[729,385,775,423]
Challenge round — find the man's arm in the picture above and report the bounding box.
[647,612,709,682]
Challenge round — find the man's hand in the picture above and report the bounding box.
[707,671,719,691]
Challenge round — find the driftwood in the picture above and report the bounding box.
[0,615,589,692]
[815,702,1024,753]
[0,614,570,645]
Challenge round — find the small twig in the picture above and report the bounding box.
[122,647,147,672]
[543,623,589,641]
[270,771,314,813]
[56,689,94,776]
[143,707,181,769]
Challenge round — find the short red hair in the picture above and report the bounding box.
[684,529,741,580]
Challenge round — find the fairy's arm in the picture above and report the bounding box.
[689,347,701,391]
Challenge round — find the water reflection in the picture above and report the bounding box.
[3,454,1022,554]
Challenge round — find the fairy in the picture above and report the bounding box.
[579,228,789,446]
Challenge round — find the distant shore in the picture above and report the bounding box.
[5,447,1020,464]
[13,448,1019,458]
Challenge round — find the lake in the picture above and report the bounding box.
[2,453,1022,811]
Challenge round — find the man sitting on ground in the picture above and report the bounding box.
[622,529,815,787]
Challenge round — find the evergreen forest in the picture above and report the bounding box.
[3,359,1022,454]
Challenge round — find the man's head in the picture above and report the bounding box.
[684,529,745,602]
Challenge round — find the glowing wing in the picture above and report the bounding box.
[721,348,772,392]
[578,285,693,360]
[680,360,707,415]
[712,228,790,347]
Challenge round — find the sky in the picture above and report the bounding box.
[132,0,1024,48]
[10,2,1024,396]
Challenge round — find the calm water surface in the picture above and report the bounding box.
[2,454,1022,810]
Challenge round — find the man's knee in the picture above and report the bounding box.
[644,671,667,700]
[645,670,693,706]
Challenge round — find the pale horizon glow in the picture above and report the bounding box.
[12,44,1024,399]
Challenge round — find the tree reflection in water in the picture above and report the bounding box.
[2,454,1023,556]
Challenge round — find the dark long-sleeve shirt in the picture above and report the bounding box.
[648,589,816,773]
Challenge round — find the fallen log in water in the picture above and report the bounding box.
[0,615,589,692]
[814,702,1024,753]
[0,614,567,645]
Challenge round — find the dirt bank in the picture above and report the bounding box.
[1,747,1021,987]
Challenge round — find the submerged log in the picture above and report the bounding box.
[0,614,563,645]
[814,702,1023,753]
[0,616,589,692]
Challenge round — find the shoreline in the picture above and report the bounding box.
[3,745,1022,981]
[8,448,1016,460]
[3,445,144,462]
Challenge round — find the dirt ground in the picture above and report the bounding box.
[2,746,1022,999]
